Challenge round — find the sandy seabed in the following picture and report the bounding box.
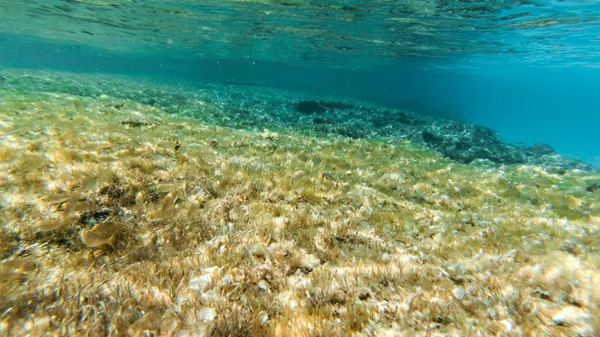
[1,70,599,337]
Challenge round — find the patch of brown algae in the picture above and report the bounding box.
[1,75,599,337]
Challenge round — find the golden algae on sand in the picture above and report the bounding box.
[0,71,599,336]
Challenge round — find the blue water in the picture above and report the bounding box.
[1,0,599,166]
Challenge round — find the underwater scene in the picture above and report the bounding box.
[1,1,600,336]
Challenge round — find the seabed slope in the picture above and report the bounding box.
[0,70,599,336]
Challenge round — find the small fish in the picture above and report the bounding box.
[193,156,211,167]
[0,256,35,280]
[220,161,228,172]
[157,141,178,150]
[149,207,177,222]
[156,183,180,193]
[80,229,117,248]
[113,136,129,144]
[127,138,141,148]
[197,308,217,322]
[1,256,34,270]
[534,177,553,188]
[187,200,201,218]
[66,200,94,213]
[186,143,204,151]
[91,221,125,237]
[135,191,146,207]
[43,193,72,204]
[97,155,119,163]
[115,136,141,148]
[161,192,177,210]
[35,219,65,231]
[206,181,219,198]
[82,141,114,151]
[148,210,165,222]
[80,221,125,248]
[76,175,98,194]
[184,144,212,165]
[291,170,305,181]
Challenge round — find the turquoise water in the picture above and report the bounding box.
[2,2,600,336]
[1,0,599,166]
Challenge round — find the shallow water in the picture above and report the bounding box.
[1,0,599,166]
[2,0,599,66]
[1,1,600,336]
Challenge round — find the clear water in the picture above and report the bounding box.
[1,0,599,166]
[2,2,600,336]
